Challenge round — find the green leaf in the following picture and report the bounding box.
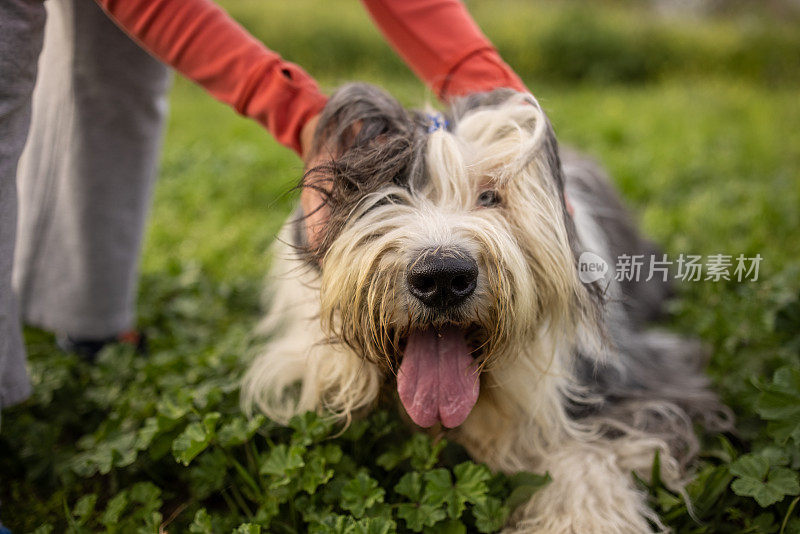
[505,471,551,511]
[781,497,800,534]
[730,454,770,481]
[129,481,162,508]
[716,434,739,464]
[106,431,139,469]
[420,463,492,521]
[300,447,335,494]
[72,494,97,526]
[172,413,221,466]
[685,464,733,518]
[376,448,404,471]
[136,417,161,450]
[69,446,113,477]
[757,367,800,446]
[453,462,491,504]
[217,415,265,447]
[341,419,370,442]
[260,444,305,478]
[321,475,350,507]
[394,473,447,531]
[254,497,280,529]
[296,497,336,526]
[319,443,344,465]
[376,434,446,472]
[422,469,453,508]
[157,391,193,421]
[655,488,682,513]
[101,491,129,527]
[367,411,397,439]
[308,514,350,534]
[146,511,164,532]
[761,446,792,467]
[731,454,800,507]
[290,412,335,445]
[423,469,464,519]
[473,496,510,533]
[395,472,424,501]
[232,524,261,534]
[750,512,779,533]
[396,503,446,532]
[405,434,447,471]
[423,519,466,534]
[189,508,213,533]
[774,292,800,347]
[768,469,800,499]
[188,448,228,499]
[651,449,662,489]
[352,517,397,534]
[192,383,224,410]
[341,471,386,518]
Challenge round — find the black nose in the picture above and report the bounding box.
[407,248,479,309]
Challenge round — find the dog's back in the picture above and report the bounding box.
[563,149,731,461]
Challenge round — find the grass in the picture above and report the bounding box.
[2,0,799,532]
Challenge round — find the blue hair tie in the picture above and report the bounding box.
[427,113,449,133]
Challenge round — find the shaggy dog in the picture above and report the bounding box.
[243,84,729,533]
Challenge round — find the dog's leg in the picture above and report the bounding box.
[505,440,669,534]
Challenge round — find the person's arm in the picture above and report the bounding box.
[360,0,527,101]
[95,0,327,156]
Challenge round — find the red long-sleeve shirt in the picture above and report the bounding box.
[361,0,527,100]
[95,0,527,155]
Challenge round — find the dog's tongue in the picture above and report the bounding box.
[398,327,479,428]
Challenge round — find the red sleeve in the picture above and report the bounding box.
[360,0,528,101]
[95,0,328,155]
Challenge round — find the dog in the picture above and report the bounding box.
[242,84,730,533]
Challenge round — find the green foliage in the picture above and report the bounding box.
[0,266,533,532]
[6,268,796,533]
[640,287,800,532]
[757,367,800,448]
[730,454,799,508]
[2,0,800,532]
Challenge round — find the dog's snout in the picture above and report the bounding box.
[407,248,478,309]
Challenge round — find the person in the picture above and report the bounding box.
[0,0,526,421]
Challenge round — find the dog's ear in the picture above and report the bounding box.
[298,84,421,264]
[312,83,415,157]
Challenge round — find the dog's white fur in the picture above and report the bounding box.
[243,88,723,533]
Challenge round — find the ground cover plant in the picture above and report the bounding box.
[1,1,799,532]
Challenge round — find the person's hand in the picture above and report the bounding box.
[299,114,330,251]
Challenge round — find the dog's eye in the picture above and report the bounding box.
[477,189,500,208]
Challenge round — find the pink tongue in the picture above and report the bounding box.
[397,327,480,428]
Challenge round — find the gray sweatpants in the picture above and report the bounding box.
[1,0,170,411]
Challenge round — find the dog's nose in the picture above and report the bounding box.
[407,248,478,309]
